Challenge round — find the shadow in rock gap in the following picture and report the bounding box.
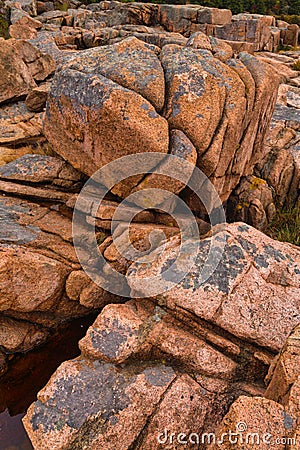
[0,313,99,450]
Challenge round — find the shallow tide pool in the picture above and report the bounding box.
[0,314,99,450]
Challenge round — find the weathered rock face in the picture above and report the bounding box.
[63,36,165,112]
[229,52,300,229]
[0,2,299,448]
[23,224,300,449]
[261,82,300,208]
[128,223,300,353]
[0,38,55,104]
[0,154,121,373]
[210,324,300,450]
[44,35,279,206]
[44,38,169,181]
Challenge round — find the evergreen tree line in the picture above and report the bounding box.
[188,0,300,16]
[190,0,300,16]
[138,0,300,18]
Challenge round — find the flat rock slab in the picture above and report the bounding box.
[128,223,300,352]
[0,154,81,184]
[0,38,55,104]
[273,104,300,130]
[23,358,176,450]
[0,101,43,146]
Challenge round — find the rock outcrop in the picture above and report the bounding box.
[0,154,115,374]
[0,1,299,449]
[23,224,300,449]
[209,324,300,449]
[6,1,298,53]
[0,38,55,104]
[43,34,280,206]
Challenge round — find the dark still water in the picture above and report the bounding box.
[0,314,98,450]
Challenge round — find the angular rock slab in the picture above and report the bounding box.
[23,358,176,450]
[265,324,300,405]
[0,154,81,184]
[0,39,35,104]
[0,192,112,314]
[63,37,165,112]
[44,39,169,183]
[0,38,55,104]
[128,223,300,353]
[79,300,237,381]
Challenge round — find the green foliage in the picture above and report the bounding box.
[278,43,295,50]
[293,60,300,70]
[54,0,69,10]
[265,204,300,246]
[121,0,300,15]
[0,14,9,39]
[276,14,300,24]
[60,2,69,10]
[0,0,9,39]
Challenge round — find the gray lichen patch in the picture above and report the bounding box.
[90,318,138,360]
[179,239,247,294]
[30,359,175,439]
[0,198,40,244]
[143,365,175,387]
[30,360,133,433]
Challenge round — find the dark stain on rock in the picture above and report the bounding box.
[161,262,187,283]
[50,69,115,115]
[283,411,294,430]
[161,257,176,274]
[170,129,194,159]
[148,110,158,119]
[203,243,246,294]
[254,254,269,269]
[236,236,257,256]
[263,244,286,262]
[237,224,249,233]
[172,239,246,294]
[90,319,138,360]
[30,361,133,433]
[143,365,175,387]
[0,198,40,244]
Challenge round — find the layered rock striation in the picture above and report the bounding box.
[0,1,299,448]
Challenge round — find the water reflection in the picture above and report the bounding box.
[0,410,33,450]
[0,314,98,449]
